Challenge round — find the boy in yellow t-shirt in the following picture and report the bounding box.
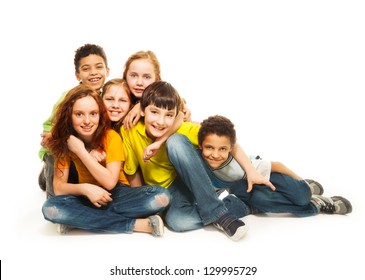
[121,81,273,241]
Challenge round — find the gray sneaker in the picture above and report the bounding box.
[311,195,352,214]
[56,224,72,234]
[148,215,164,237]
[304,179,324,195]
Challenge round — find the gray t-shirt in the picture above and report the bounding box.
[212,154,271,182]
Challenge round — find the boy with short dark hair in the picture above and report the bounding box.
[121,81,250,241]
[198,115,352,216]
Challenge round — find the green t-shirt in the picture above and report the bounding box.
[38,90,68,161]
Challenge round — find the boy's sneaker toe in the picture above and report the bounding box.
[332,196,352,214]
[213,213,248,241]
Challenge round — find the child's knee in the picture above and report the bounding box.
[155,193,170,207]
[165,213,202,232]
[42,205,59,220]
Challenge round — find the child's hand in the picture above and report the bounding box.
[182,102,192,122]
[246,172,276,193]
[67,135,85,153]
[84,184,113,207]
[40,131,52,148]
[143,141,163,162]
[123,103,142,130]
[90,149,106,162]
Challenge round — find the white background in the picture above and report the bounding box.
[1,1,364,279]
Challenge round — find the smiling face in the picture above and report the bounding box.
[75,54,109,92]
[102,84,132,123]
[142,105,177,140]
[200,133,233,169]
[125,59,156,99]
[72,96,100,143]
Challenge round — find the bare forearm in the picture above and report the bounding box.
[127,171,144,187]
[76,149,119,189]
[231,143,256,175]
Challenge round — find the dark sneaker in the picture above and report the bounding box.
[38,165,46,191]
[311,195,352,214]
[213,213,248,241]
[304,179,324,195]
[148,215,164,237]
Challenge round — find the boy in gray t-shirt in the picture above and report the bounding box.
[197,115,352,216]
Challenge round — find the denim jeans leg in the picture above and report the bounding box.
[166,134,228,225]
[109,184,170,217]
[164,178,205,232]
[253,172,318,217]
[222,194,250,218]
[199,157,251,218]
[249,173,318,217]
[42,184,170,233]
[42,195,135,233]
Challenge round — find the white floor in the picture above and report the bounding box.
[2,164,363,280]
[1,1,364,279]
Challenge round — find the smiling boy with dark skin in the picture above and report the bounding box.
[197,115,352,217]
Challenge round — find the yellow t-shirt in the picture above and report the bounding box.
[121,121,200,188]
[56,129,129,186]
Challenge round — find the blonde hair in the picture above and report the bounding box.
[101,78,132,131]
[122,50,161,82]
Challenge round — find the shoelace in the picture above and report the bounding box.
[319,201,336,213]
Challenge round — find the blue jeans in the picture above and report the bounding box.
[164,134,249,232]
[229,172,318,217]
[167,134,318,220]
[42,183,170,233]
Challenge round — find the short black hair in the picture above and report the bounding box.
[198,115,236,146]
[140,81,182,116]
[74,44,108,73]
